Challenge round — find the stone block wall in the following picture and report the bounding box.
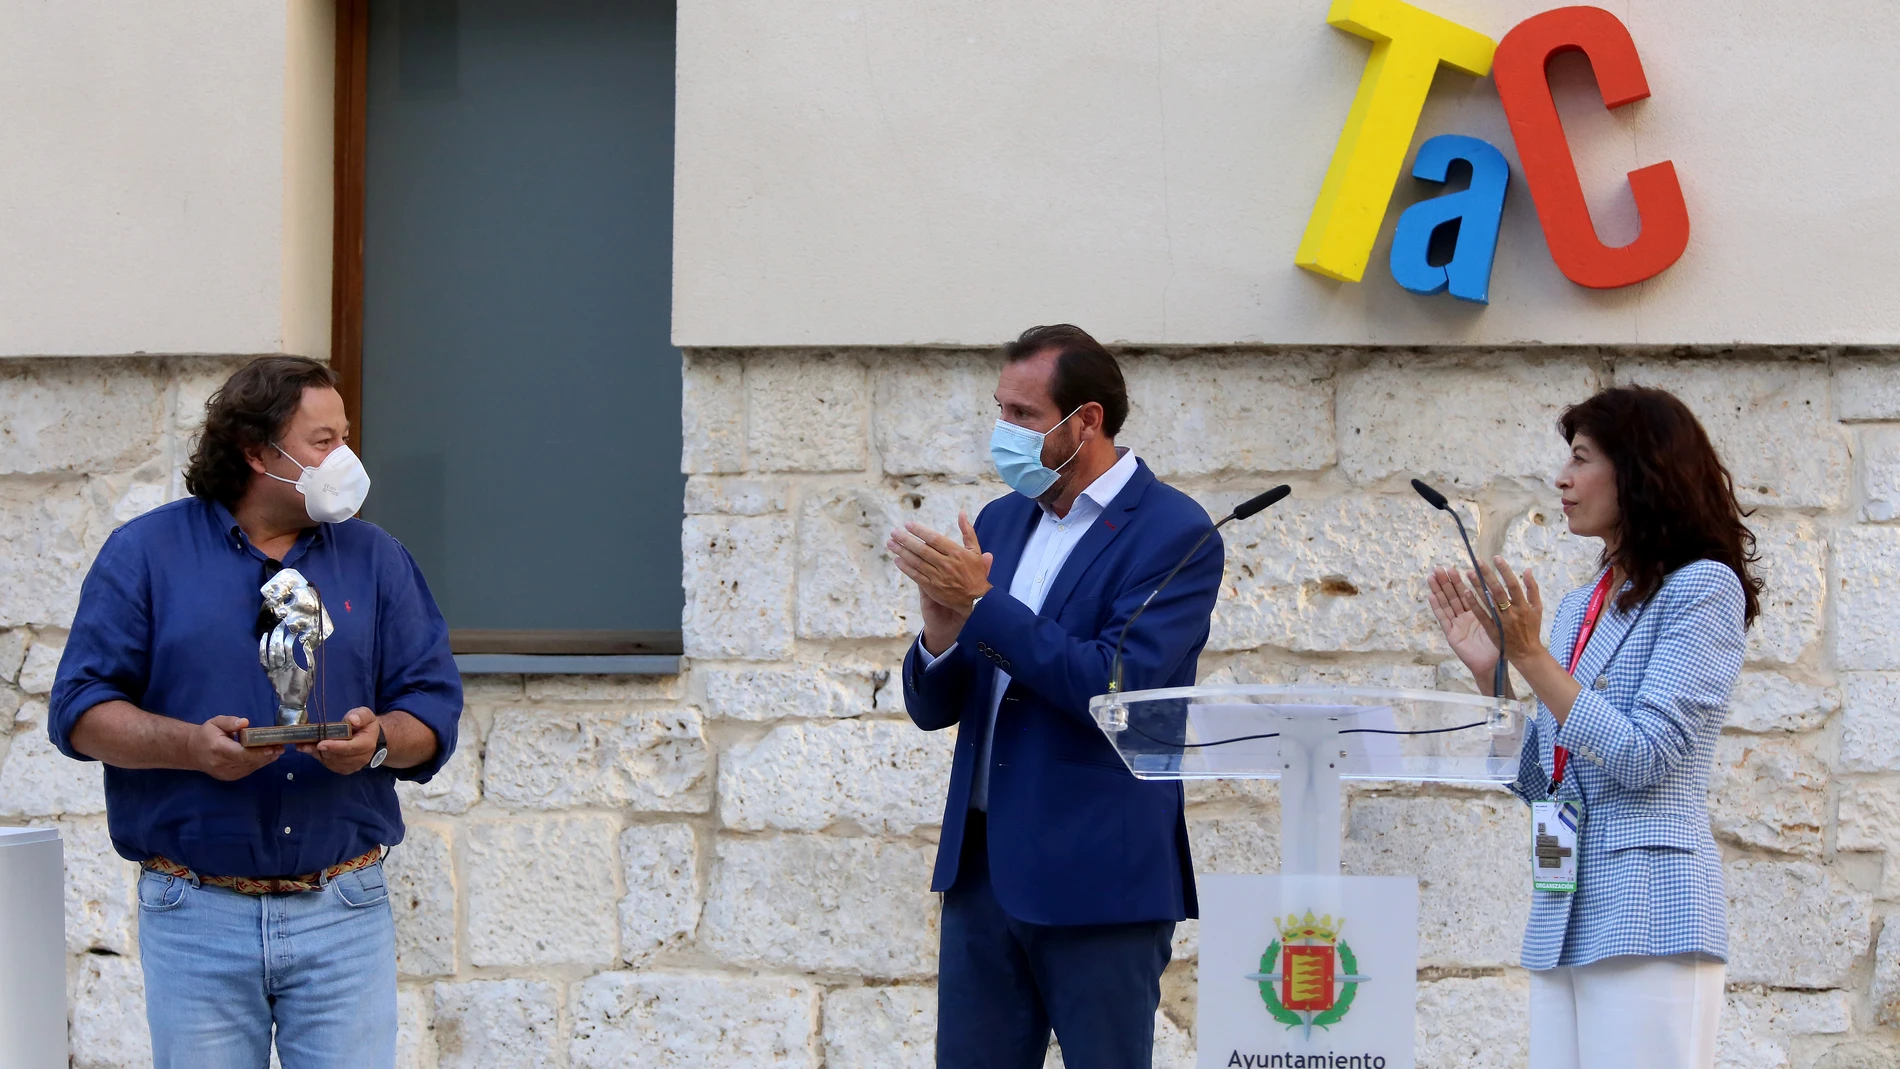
[3,348,1899,1066]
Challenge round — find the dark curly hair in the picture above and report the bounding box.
[1560,385,1764,627]
[184,356,340,506]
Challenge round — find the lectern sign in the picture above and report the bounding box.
[1199,876,1419,1069]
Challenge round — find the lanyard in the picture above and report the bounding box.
[1552,570,1616,792]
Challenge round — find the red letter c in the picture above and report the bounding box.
[1494,6,1689,289]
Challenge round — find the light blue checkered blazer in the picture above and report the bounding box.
[1508,559,1745,970]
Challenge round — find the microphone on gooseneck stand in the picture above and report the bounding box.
[1411,478,1507,699]
[1107,485,1291,695]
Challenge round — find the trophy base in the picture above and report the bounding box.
[239,723,352,747]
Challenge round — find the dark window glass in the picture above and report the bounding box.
[362,0,682,642]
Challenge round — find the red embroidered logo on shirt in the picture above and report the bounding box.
[344,600,352,612]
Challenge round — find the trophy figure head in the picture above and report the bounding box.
[258,568,333,725]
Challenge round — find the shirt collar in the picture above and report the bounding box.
[1041,447,1138,519]
[209,498,324,561]
[210,497,243,538]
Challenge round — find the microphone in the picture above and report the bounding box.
[1411,478,1507,698]
[1232,484,1291,521]
[1107,485,1292,695]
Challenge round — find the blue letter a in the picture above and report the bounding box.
[1389,134,1509,304]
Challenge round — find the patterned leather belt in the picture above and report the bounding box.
[143,847,383,895]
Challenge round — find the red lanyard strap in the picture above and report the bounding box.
[1567,570,1616,674]
[1553,570,1615,791]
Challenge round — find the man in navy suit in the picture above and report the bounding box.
[887,324,1224,1069]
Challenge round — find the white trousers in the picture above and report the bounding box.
[1529,954,1725,1069]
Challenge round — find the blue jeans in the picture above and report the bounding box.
[136,862,398,1069]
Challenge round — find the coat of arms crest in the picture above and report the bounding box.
[1244,911,1373,1039]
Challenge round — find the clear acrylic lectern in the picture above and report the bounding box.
[1090,685,1532,1067]
[1089,684,1530,875]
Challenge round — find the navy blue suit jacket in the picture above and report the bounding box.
[903,459,1223,927]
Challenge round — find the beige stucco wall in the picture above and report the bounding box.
[673,0,1900,346]
[0,1,333,359]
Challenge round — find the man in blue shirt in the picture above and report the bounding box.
[888,326,1222,1069]
[50,355,462,1068]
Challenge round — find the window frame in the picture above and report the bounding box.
[328,0,683,672]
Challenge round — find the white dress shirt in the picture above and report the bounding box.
[918,447,1140,810]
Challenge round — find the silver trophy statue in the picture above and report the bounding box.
[239,568,352,747]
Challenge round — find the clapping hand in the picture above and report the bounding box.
[1427,567,1503,695]
[1470,556,1584,721]
[888,511,994,655]
[1473,556,1547,672]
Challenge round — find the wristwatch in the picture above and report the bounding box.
[368,724,389,769]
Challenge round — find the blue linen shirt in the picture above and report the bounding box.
[49,497,463,878]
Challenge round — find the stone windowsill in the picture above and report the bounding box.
[451,654,680,676]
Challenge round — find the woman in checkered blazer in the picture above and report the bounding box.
[1427,386,1762,1069]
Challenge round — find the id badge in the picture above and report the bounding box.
[1531,800,1581,893]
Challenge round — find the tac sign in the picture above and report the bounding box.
[1297,0,1690,304]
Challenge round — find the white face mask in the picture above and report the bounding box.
[267,443,371,523]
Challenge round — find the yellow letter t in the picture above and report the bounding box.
[1296,0,1497,282]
